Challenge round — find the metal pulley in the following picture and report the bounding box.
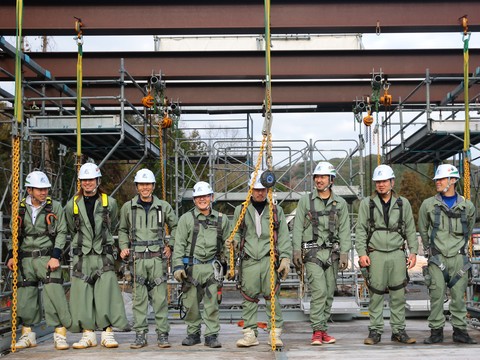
[260,170,276,188]
[380,89,392,107]
[363,111,374,126]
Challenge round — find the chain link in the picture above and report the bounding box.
[10,136,20,352]
[267,189,276,351]
[158,124,172,303]
[227,136,267,279]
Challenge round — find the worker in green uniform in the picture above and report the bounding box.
[229,171,291,348]
[172,181,231,348]
[118,168,178,349]
[7,171,71,350]
[356,164,417,345]
[292,162,351,345]
[419,164,477,344]
[65,163,128,349]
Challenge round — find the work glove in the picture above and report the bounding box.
[173,269,187,282]
[339,253,348,271]
[277,258,291,280]
[293,250,303,274]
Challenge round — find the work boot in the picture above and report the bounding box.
[157,333,171,348]
[15,326,37,349]
[311,330,323,345]
[267,328,284,347]
[204,334,222,348]
[53,327,69,350]
[130,332,147,349]
[101,327,118,348]
[321,330,336,344]
[391,330,416,344]
[423,328,443,344]
[236,328,259,347]
[73,330,97,349]
[364,330,381,345]
[182,332,201,346]
[452,327,478,344]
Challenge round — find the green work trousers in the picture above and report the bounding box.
[132,257,169,334]
[70,254,128,332]
[368,250,407,334]
[427,253,469,330]
[305,259,338,331]
[17,256,71,328]
[182,263,220,337]
[240,256,283,334]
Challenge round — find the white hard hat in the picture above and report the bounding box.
[78,163,102,179]
[433,164,460,180]
[25,171,51,188]
[192,181,213,197]
[134,168,156,183]
[248,170,266,189]
[372,164,395,181]
[313,161,336,177]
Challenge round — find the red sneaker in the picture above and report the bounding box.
[311,331,323,345]
[321,331,336,344]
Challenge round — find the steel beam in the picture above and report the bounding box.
[19,81,480,113]
[1,49,479,81]
[0,1,479,36]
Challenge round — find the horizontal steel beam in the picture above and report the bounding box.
[1,49,479,81]
[18,81,480,113]
[0,1,479,36]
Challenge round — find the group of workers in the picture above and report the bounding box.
[7,160,478,351]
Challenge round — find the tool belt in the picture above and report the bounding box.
[20,248,52,258]
[301,241,338,270]
[134,251,163,259]
[72,244,116,257]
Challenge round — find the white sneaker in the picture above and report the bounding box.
[16,327,37,349]
[73,330,97,349]
[54,327,69,350]
[268,328,284,347]
[236,328,259,347]
[101,327,119,348]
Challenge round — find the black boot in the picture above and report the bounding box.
[130,332,147,349]
[452,327,477,344]
[182,332,201,346]
[364,330,381,345]
[204,334,222,348]
[157,332,171,348]
[423,328,443,344]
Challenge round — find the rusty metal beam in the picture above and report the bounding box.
[1,49,479,81]
[19,81,480,113]
[0,1,479,36]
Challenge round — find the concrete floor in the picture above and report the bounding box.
[4,318,480,360]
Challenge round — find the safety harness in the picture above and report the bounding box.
[301,196,340,270]
[427,203,471,288]
[128,200,169,291]
[236,203,280,303]
[364,196,408,295]
[16,196,62,287]
[181,212,225,303]
[72,193,116,285]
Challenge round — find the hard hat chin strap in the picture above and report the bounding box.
[442,178,454,193]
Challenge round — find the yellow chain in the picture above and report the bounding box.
[10,137,20,352]
[227,136,267,279]
[11,0,24,350]
[267,188,276,351]
[158,124,172,303]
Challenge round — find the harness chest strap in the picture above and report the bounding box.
[237,203,281,303]
[303,197,339,269]
[72,193,115,285]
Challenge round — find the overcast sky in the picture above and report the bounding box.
[3,32,480,165]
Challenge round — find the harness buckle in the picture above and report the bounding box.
[31,249,43,258]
